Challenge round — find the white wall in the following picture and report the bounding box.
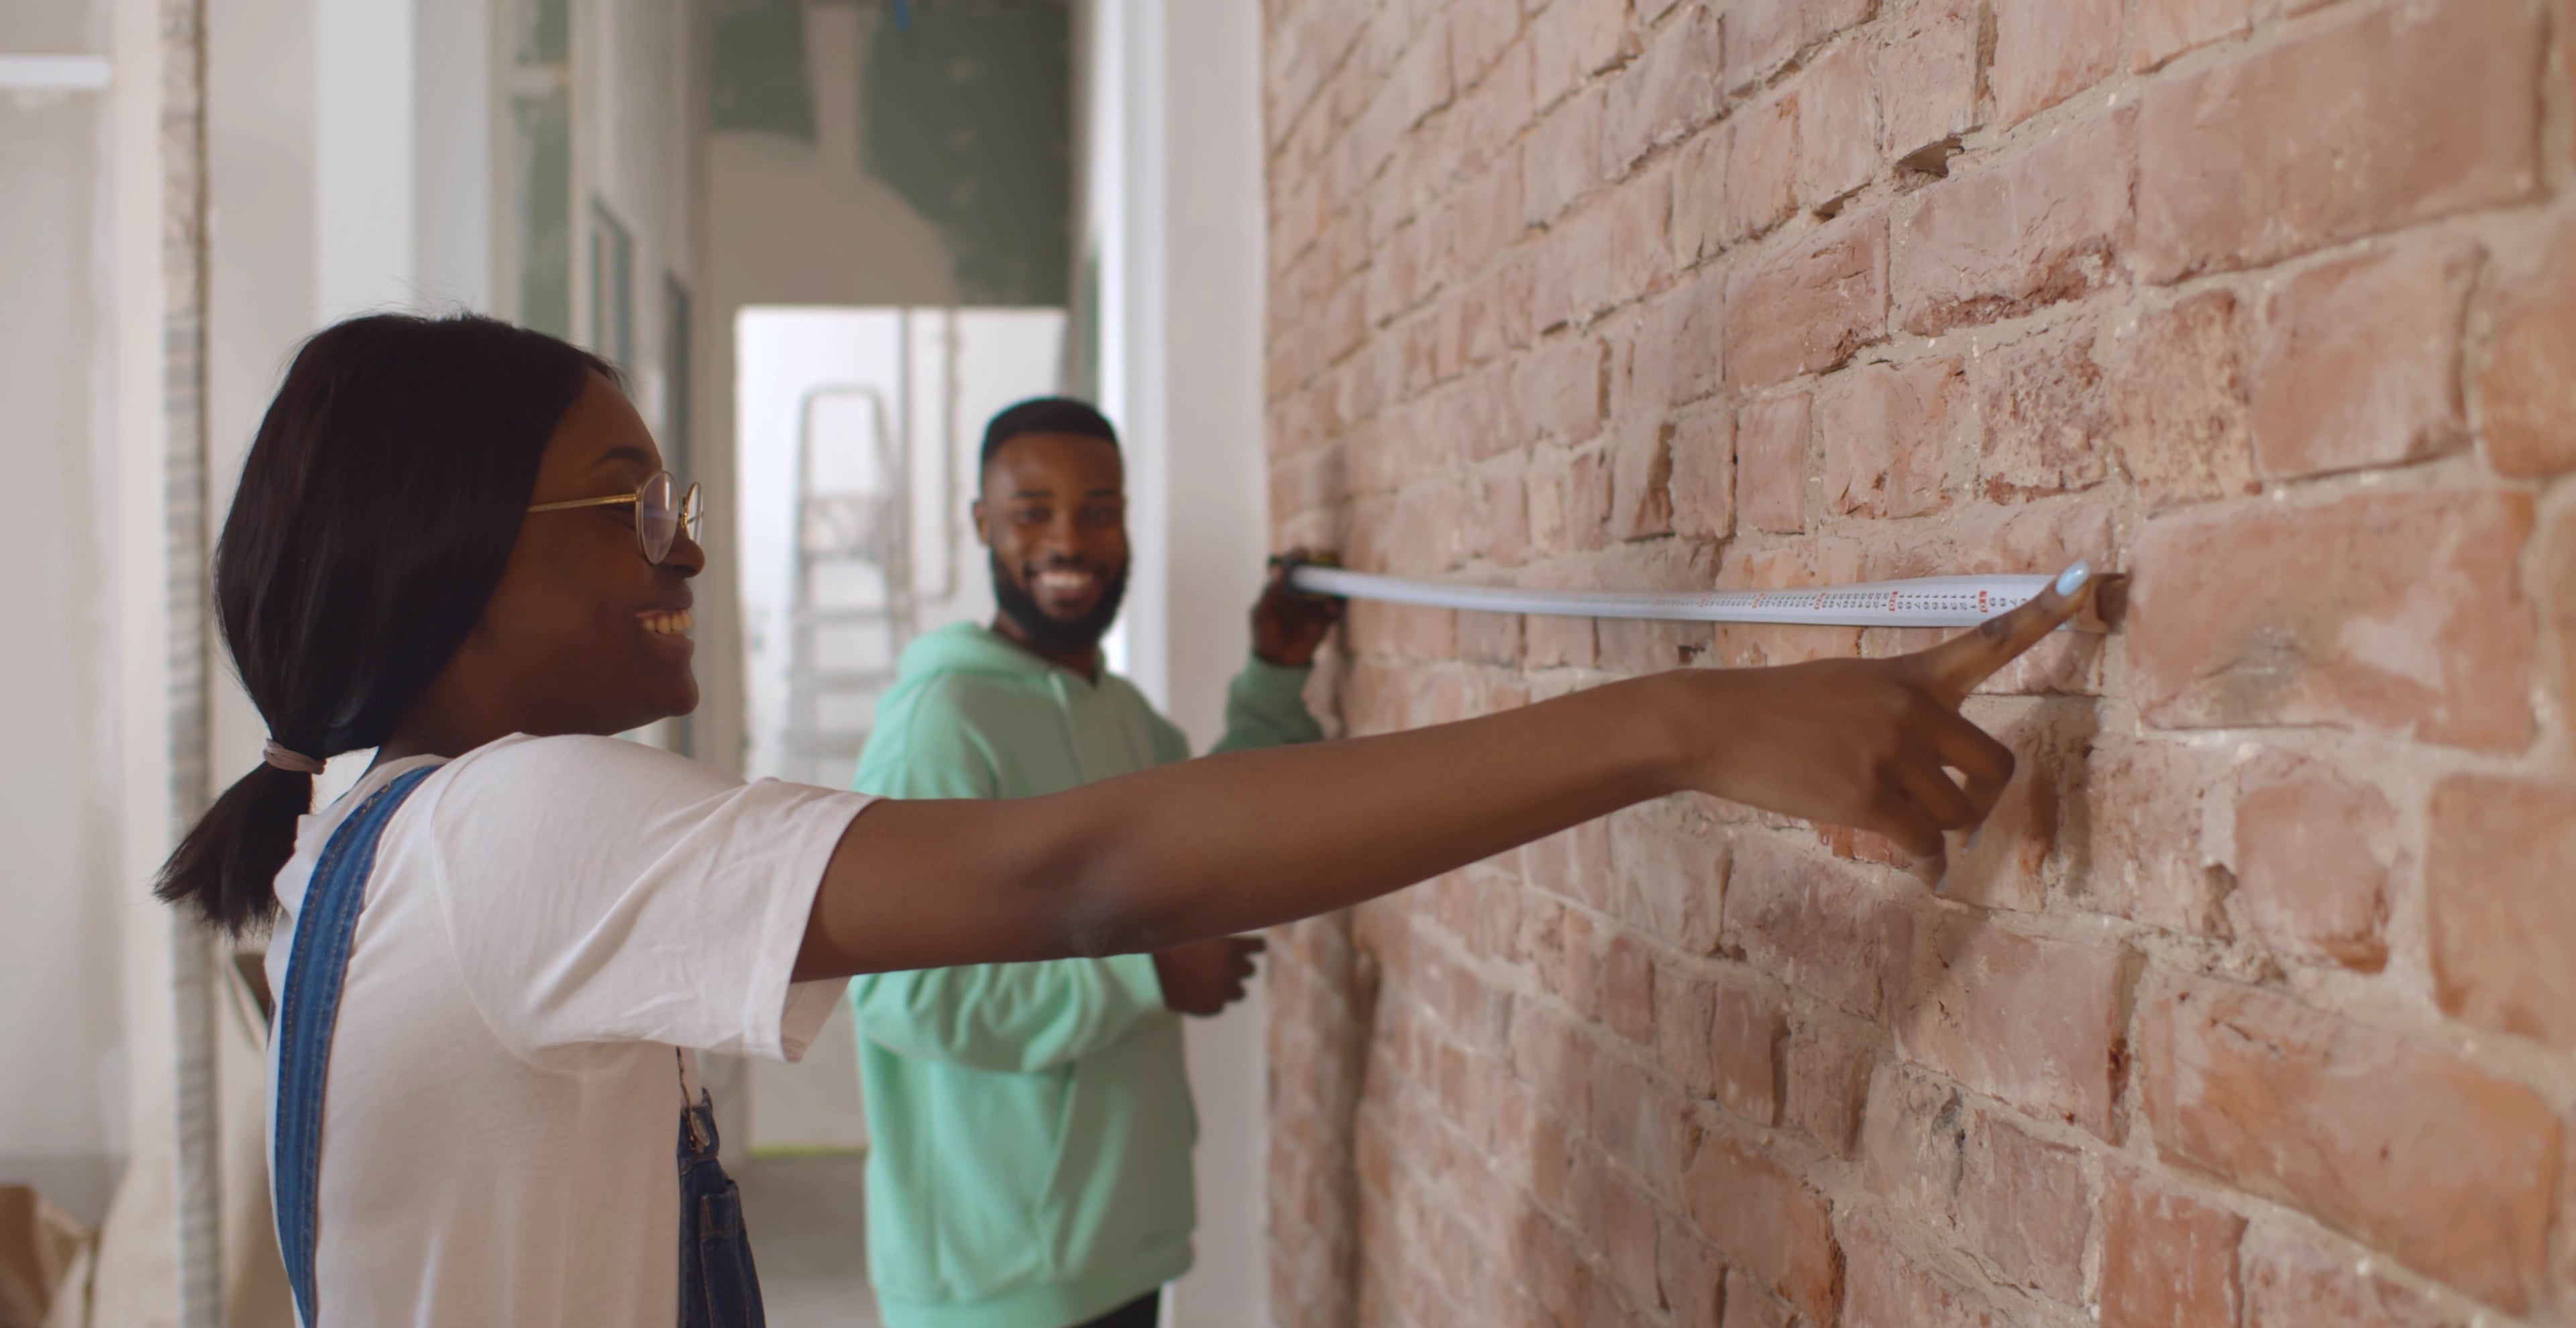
[0,0,130,1229]
[1083,2,1276,1323]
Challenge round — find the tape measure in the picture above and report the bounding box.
[1286,565,2094,631]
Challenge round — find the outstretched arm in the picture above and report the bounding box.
[794,564,2096,980]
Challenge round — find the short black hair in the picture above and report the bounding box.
[981,396,1120,469]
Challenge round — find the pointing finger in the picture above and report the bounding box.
[1915,562,2097,705]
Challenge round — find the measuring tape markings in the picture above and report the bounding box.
[1287,565,2090,631]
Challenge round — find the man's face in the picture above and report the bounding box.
[975,431,1130,655]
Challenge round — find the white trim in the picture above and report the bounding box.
[0,54,113,91]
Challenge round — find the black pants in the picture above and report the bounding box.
[1076,1291,1161,1328]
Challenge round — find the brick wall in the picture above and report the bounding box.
[1259,1,2576,1325]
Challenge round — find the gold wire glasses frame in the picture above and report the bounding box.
[526,470,705,565]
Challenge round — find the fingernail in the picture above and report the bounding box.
[2054,560,2093,597]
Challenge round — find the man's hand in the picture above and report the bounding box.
[1153,935,1265,1016]
[1252,549,1345,668]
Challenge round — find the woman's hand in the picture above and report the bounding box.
[800,563,2098,980]
[1675,562,2096,860]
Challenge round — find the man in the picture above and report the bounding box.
[847,397,1341,1328]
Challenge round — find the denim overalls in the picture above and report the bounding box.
[270,765,766,1326]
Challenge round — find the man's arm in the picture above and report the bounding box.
[1208,553,1339,754]
[795,566,2099,980]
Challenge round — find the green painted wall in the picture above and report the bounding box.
[707,1,1071,309]
[859,6,1072,306]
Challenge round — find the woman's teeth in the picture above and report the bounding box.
[642,609,694,636]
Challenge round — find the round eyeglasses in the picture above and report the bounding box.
[525,470,705,565]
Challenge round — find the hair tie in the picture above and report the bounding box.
[263,739,325,776]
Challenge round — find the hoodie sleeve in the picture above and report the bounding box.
[1208,655,1325,754]
[847,671,1170,1072]
[850,956,1169,1072]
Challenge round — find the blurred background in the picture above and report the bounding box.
[0,1,1277,1323]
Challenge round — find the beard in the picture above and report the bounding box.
[991,552,1129,658]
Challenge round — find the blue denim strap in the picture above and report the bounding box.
[272,765,437,1328]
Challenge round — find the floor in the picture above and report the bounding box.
[738,1154,883,1328]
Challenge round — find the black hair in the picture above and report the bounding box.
[156,312,616,935]
[979,396,1119,470]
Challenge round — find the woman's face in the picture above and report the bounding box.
[460,372,704,736]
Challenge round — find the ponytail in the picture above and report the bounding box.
[156,313,611,935]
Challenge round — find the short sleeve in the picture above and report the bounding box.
[420,735,875,1065]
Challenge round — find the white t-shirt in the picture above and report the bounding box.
[262,734,875,1327]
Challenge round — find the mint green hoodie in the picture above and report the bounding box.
[848,622,1322,1328]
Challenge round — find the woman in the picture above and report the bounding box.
[162,313,2089,1327]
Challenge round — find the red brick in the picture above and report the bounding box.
[1523,85,1606,227]
[1975,322,2110,501]
[2241,1225,2468,1328]
[1896,918,2130,1137]
[1452,38,1537,181]
[2100,1164,2247,1328]
[2233,748,2398,972]
[1921,697,2076,912]
[1608,796,1727,955]
[2477,221,2576,478]
[1522,815,1614,910]
[1841,1215,2009,1328]
[2129,491,2537,750]
[1603,3,1721,175]
[1719,1274,1794,1328]
[1796,38,1878,207]
[1723,835,1919,1020]
[2107,289,2258,509]
[1727,0,1874,92]
[1823,356,1958,520]
[2551,508,2576,729]
[2254,240,2480,479]
[1734,395,1809,533]
[1725,209,1889,389]
[1448,156,1528,279]
[1957,1113,2090,1304]
[1896,109,2134,336]
[1860,1062,1965,1221]
[1782,1011,1878,1156]
[1521,336,1609,446]
[1723,97,1799,245]
[1988,0,2121,128]
[2081,737,2229,933]
[2136,0,2257,71]
[2137,0,2543,281]
[1474,468,1532,567]
[1681,1133,1841,1324]
[1660,1216,1726,1328]
[1633,277,1727,413]
[1672,127,1728,268]
[1532,0,1639,111]
[1604,421,1675,546]
[2139,973,2561,1311]
[1591,1052,1701,1182]
[2426,775,2576,1049]
[1444,0,1517,79]
[1668,409,1734,542]
[1656,965,1782,1124]
[1569,172,1675,316]
[1876,0,1978,162]
[1602,931,1655,1045]
[1582,1158,1664,1309]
